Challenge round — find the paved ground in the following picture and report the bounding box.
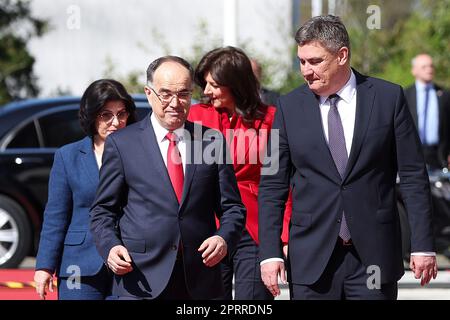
[274,269,450,300]
[4,256,448,300]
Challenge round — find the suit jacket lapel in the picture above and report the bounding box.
[179,121,198,209]
[343,71,375,181]
[436,85,445,136]
[139,115,179,204]
[79,136,99,186]
[409,85,418,126]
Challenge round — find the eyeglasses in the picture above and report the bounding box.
[149,87,192,105]
[97,110,129,124]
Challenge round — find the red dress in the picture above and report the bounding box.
[188,103,292,244]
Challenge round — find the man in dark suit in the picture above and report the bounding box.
[90,56,246,300]
[404,53,450,169]
[250,58,280,106]
[258,15,437,300]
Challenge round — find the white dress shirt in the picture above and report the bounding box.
[415,80,439,146]
[150,113,187,173]
[319,71,357,150]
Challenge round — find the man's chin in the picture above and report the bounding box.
[308,85,323,95]
[166,118,185,130]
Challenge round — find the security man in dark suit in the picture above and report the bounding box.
[404,53,450,169]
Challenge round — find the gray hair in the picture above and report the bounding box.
[295,15,351,59]
[146,55,194,86]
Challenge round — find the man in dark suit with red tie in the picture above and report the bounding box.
[258,15,438,300]
[90,56,246,300]
[404,53,450,169]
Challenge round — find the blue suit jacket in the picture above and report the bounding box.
[90,116,246,299]
[259,70,435,285]
[36,137,105,277]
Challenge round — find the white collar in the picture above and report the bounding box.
[415,80,432,91]
[320,70,357,104]
[150,112,185,143]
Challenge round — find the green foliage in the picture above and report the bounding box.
[102,56,143,94]
[245,44,304,95]
[0,0,47,105]
[105,0,450,98]
[104,20,223,98]
[343,0,450,88]
[394,0,450,87]
[180,20,222,100]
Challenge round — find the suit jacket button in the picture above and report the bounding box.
[179,216,183,220]
[171,245,178,251]
[337,219,341,223]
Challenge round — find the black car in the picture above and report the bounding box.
[0,96,151,268]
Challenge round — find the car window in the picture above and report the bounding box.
[39,109,85,148]
[136,107,150,120]
[4,107,149,150]
[6,121,40,148]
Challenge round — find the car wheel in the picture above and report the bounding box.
[397,201,411,261]
[0,195,32,268]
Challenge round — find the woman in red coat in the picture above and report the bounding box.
[188,46,291,300]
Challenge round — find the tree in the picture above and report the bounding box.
[382,0,450,87]
[341,0,450,88]
[0,0,47,105]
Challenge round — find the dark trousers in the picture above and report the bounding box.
[221,230,273,300]
[58,265,112,300]
[289,239,398,300]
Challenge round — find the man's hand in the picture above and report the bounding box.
[34,270,54,300]
[410,255,438,286]
[261,261,286,297]
[198,235,227,267]
[282,244,288,258]
[108,245,133,275]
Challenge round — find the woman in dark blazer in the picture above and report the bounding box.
[34,79,136,299]
[188,46,292,300]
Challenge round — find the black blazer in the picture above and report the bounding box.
[404,83,450,167]
[258,70,434,285]
[90,115,246,299]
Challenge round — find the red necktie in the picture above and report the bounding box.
[166,132,184,203]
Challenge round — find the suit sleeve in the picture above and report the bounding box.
[258,100,292,260]
[438,90,450,167]
[35,149,72,273]
[395,86,435,252]
[90,136,126,261]
[213,133,247,254]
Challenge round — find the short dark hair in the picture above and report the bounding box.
[195,46,265,122]
[146,56,194,85]
[79,79,137,137]
[295,15,351,59]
